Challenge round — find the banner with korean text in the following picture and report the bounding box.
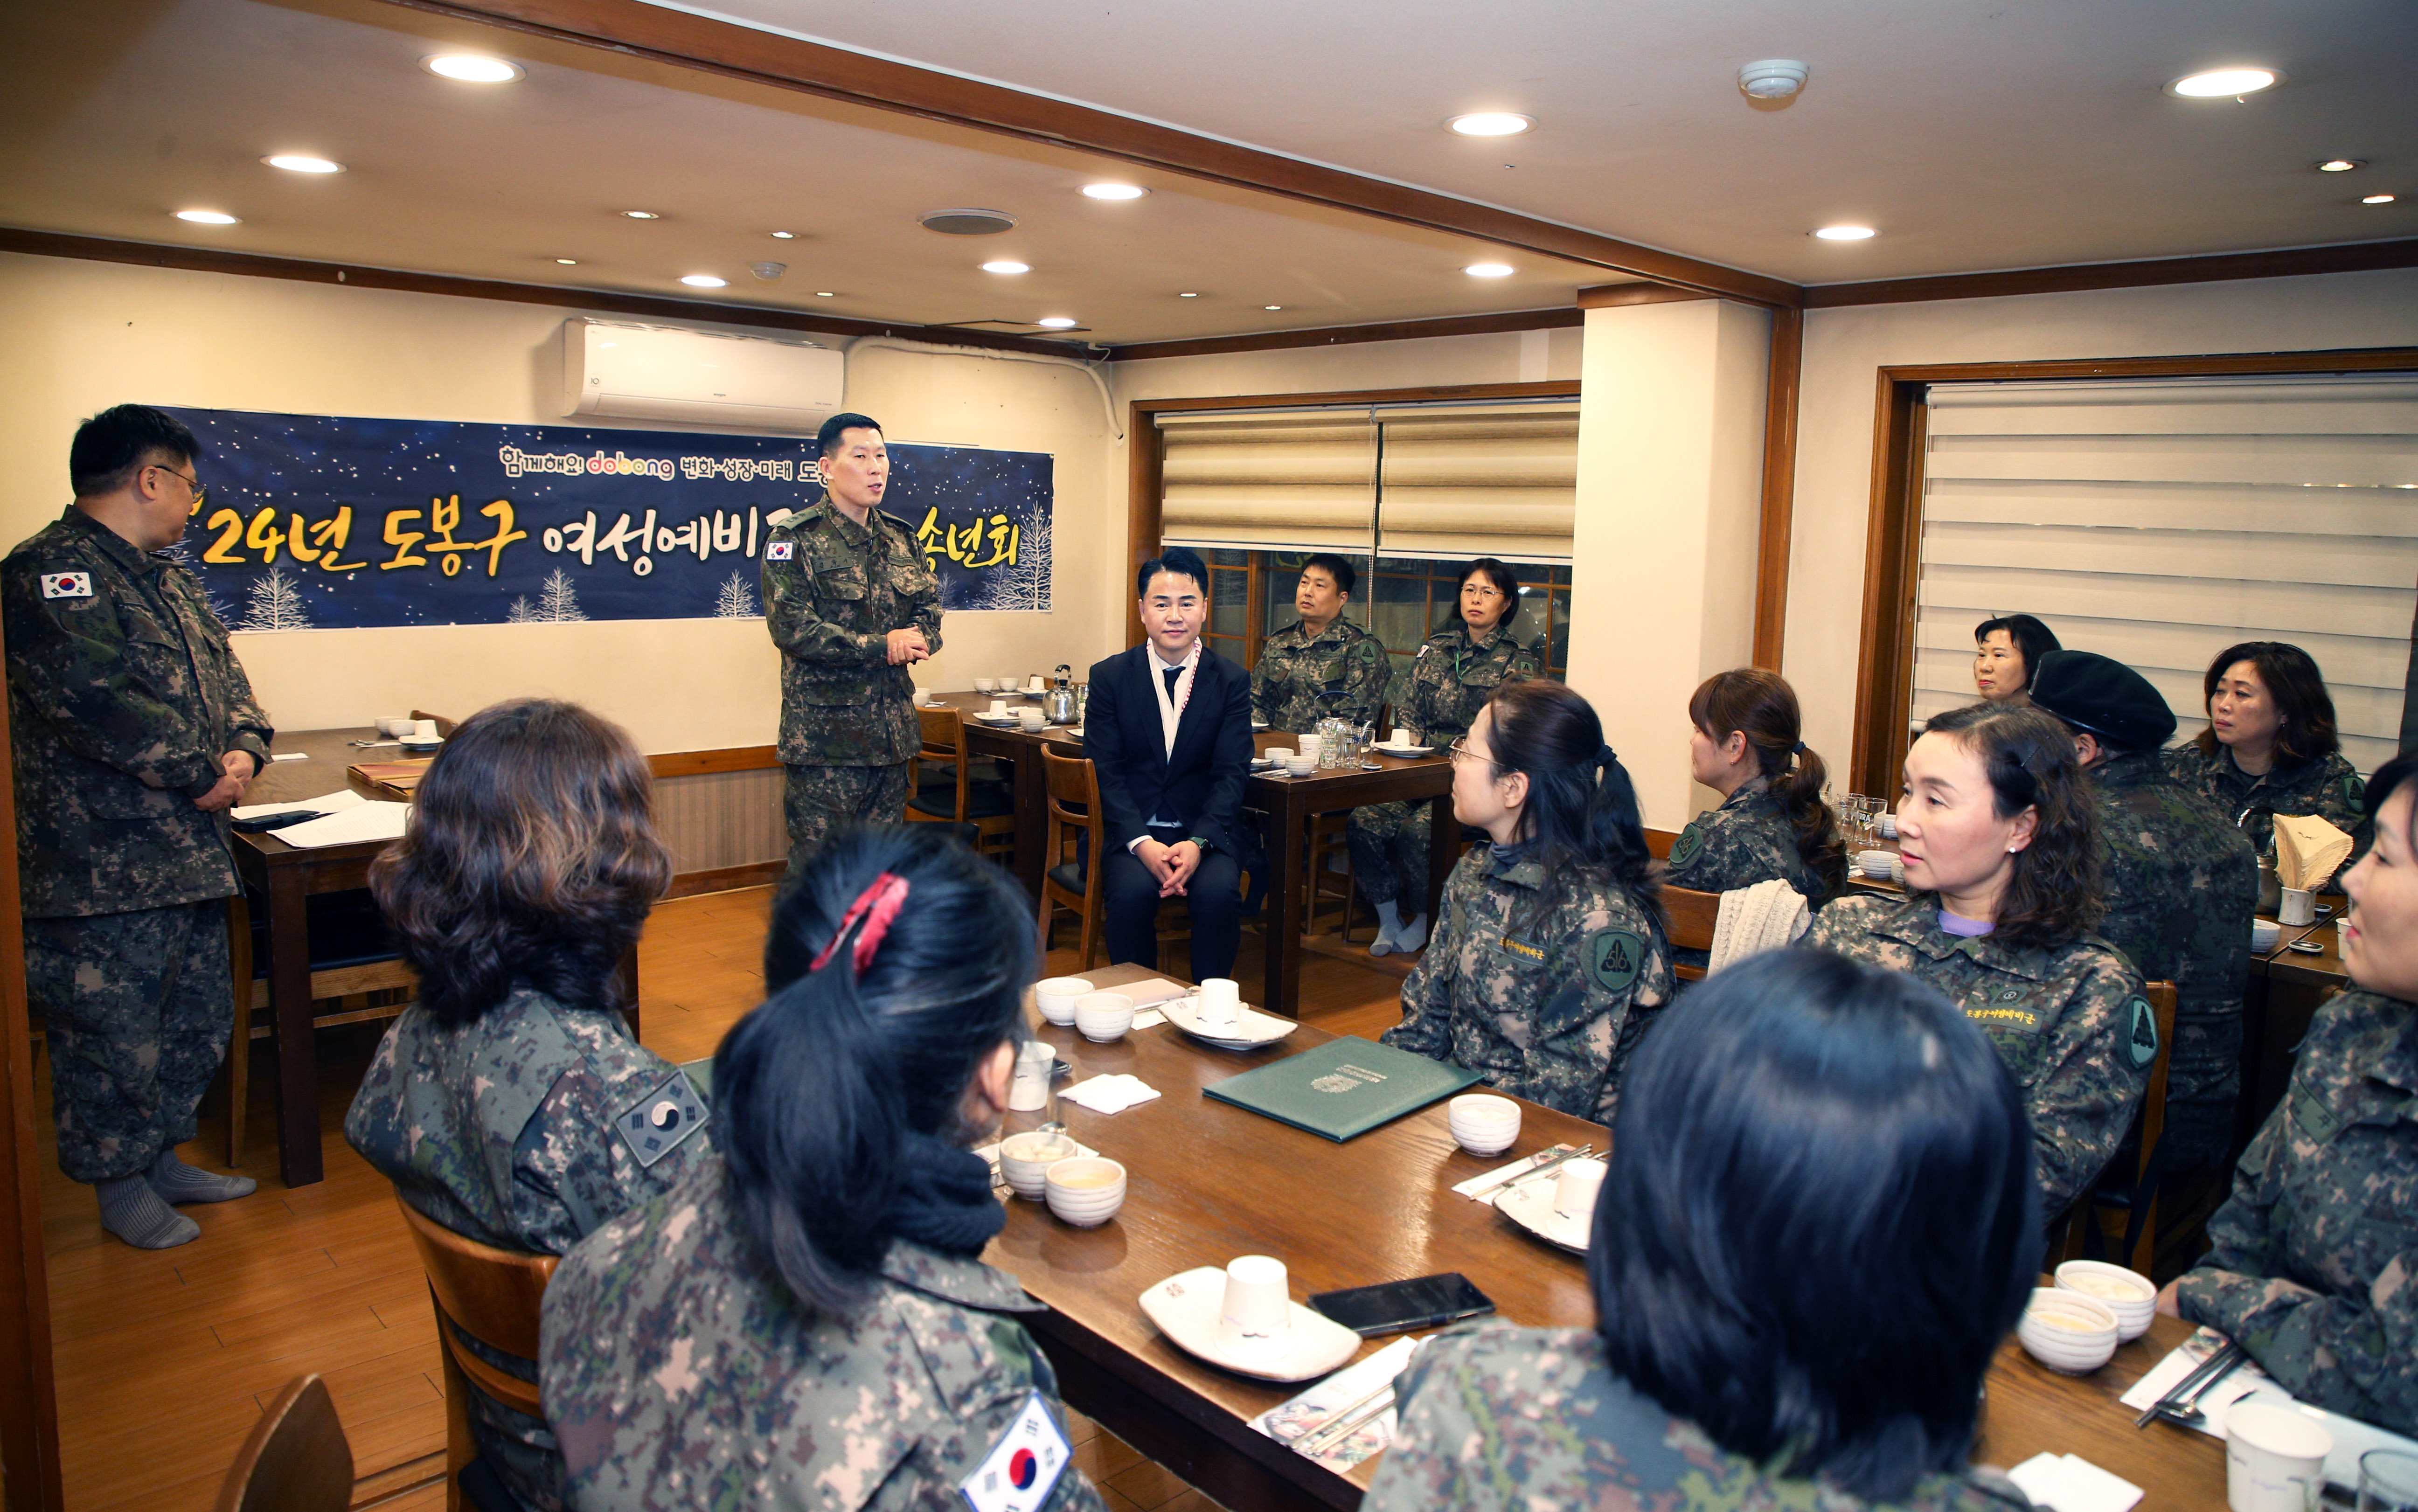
[160,408,1054,631]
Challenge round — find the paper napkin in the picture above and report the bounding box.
[1132,1009,1168,1030]
[232,788,364,821]
[1117,978,1193,1007]
[2274,813,2352,891]
[1252,1336,1421,1470]
[1061,1074,1160,1114]
[1451,1146,1582,1206]
[2007,1453,2142,1512]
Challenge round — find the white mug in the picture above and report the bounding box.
[1216,1255,1292,1359]
[1390,726,1412,747]
[2279,888,2316,927]
[1554,1156,1608,1224]
[1297,734,1322,753]
[1196,978,1241,1030]
[2227,1402,2332,1512]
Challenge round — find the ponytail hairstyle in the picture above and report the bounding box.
[369,699,670,1027]
[1688,669,1847,898]
[1920,702,2103,950]
[714,826,1035,1318]
[1480,680,1659,921]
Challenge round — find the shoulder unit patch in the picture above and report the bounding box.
[2125,996,2160,1071]
[1588,929,1646,994]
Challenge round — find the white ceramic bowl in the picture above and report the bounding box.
[1035,977,1093,1026]
[1446,1093,1522,1156]
[1282,758,1316,778]
[1044,1157,1127,1226]
[2252,918,2282,953]
[998,1131,1076,1199]
[2054,1260,2156,1341]
[1073,992,1135,1043]
[1264,747,1292,762]
[2017,1287,2119,1373]
[974,678,996,693]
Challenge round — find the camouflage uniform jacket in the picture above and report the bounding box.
[1804,895,2154,1218]
[2177,986,2418,1436]
[763,499,943,767]
[542,1158,1107,1512]
[1393,622,1543,745]
[4,507,272,917]
[343,987,712,1256]
[1249,616,1390,734]
[1664,775,1830,902]
[1384,845,1674,1122]
[1364,1322,2027,1512]
[2163,741,2368,860]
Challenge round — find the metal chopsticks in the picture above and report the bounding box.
[2133,1339,2246,1429]
[1464,1144,1594,1199]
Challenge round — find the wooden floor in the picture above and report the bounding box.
[35,885,1414,1511]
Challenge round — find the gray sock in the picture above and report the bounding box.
[96,1174,200,1249]
[1369,898,1405,955]
[1395,913,1430,953]
[148,1149,257,1205]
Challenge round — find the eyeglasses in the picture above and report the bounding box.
[1447,736,1487,765]
[149,464,206,510]
[1460,584,1504,600]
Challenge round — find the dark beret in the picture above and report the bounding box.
[2028,649,2177,752]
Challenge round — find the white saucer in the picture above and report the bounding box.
[1138,1267,1362,1383]
[1372,743,1433,758]
[1160,996,1297,1049]
[1496,1178,1590,1254]
[1251,720,1270,730]
[973,714,1022,726]
[1248,757,1279,770]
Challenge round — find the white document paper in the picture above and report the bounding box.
[232,788,365,821]
[271,801,412,848]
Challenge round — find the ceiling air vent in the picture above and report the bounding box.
[917,207,1018,236]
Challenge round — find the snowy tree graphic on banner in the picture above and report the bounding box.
[237,566,313,631]
[539,569,587,622]
[714,570,759,618]
[961,538,1050,611]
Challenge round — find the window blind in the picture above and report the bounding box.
[1911,375,2418,774]
[1157,410,1376,551]
[1375,403,1579,562]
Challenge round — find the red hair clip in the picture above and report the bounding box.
[810,871,911,976]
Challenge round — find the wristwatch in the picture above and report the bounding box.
[1187,835,1212,851]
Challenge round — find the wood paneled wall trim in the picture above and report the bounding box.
[0,227,1085,359]
[1848,346,2418,794]
[380,0,1795,307]
[1807,236,2418,309]
[649,746,779,778]
[1104,308,1582,363]
[1575,283,1716,309]
[1753,306,1803,670]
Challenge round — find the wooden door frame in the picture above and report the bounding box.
[1848,346,2418,794]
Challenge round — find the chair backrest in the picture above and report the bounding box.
[214,1373,352,1512]
[395,1197,559,1416]
[1661,886,1721,954]
[1043,748,1100,865]
[2135,981,2180,1186]
[915,705,972,820]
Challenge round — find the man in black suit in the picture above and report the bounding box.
[1084,546,1255,979]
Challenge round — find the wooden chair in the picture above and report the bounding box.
[2058,980,2180,1275]
[214,1373,354,1512]
[225,891,419,1166]
[1304,811,1357,939]
[1661,885,1722,981]
[395,1198,559,1512]
[1040,747,1105,968]
[906,706,1016,862]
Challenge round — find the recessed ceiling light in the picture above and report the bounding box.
[263,154,343,174]
[680,274,727,288]
[1177,291,1200,298]
[769,230,797,239]
[174,209,240,225]
[1447,112,1533,137]
[1264,305,1284,311]
[1081,182,1148,200]
[554,257,578,265]
[2366,194,2399,205]
[1814,225,1876,240]
[981,259,1031,275]
[423,54,523,83]
[2167,66,2280,98]
[622,210,660,220]
[1036,316,1079,329]
[2317,159,2366,173]
[1464,262,1515,277]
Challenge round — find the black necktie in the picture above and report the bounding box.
[1163,666,1182,699]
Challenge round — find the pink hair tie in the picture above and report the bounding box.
[809,872,912,976]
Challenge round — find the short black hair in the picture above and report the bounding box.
[1593,950,2039,1503]
[1973,613,2061,693]
[70,405,200,497]
[815,412,882,459]
[1299,553,1356,599]
[1137,545,1209,599]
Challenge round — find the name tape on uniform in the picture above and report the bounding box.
[959,1392,1070,1512]
[40,572,94,599]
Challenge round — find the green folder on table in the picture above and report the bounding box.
[1204,1037,1481,1142]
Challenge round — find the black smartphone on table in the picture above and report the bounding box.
[1308,1272,1495,1336]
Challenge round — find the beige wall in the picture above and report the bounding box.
[0,251,1126,753]
[1786,265,2418,779]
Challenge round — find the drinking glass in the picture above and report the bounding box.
[2361,1450,2418,1512]
[1357,721,1380,770]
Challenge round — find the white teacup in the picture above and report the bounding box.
[411,718,441,741]
[1035,977,1092,1026]
[998,1131,1074,1199]
[1073,992,1135,1042]
[1216,1255,1292,1359]
[1446,1093,1521,1156]
[2279,887,2316,927]
[1043,1156,1127,1226]
[2227,1402,2332,1512]
[1390,726,1412,747]
[1297,734,1322,755]
[1553,1157,1607,1225]
[1196,978,1241,1031]
[974,677,996,693]
[1019,709,1047,731]
[1264,747,1292,762]
[1026,675,1047,693]
[375,714,411,736]
[988,699,1010,716]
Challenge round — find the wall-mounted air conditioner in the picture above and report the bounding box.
[559,318,845,432]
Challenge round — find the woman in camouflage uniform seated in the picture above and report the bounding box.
[1368,950,2038,1512]
[1666,667,1847,906]
[1382,680,1673,1122]
[2164,640,2369,861]
[541,827,1106,1512]
[2162,747,2418,1436]
[1349,557,1543,956]
[345,699,708,1512]
[1805,702,2151,1222]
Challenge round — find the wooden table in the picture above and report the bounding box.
[983,963,2228,1511]
[927,692,1453,1017]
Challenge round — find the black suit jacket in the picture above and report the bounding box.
[1084,643,1255,856]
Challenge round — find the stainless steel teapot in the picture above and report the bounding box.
[1045,664,1078,724]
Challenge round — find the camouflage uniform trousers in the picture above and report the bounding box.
[782,762,911,883]
[1346,800,1433,907]
[26,899,233,1182]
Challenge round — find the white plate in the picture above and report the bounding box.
[1139,1266,1363,1383]
[1371,743,1433,758]
[1251,719,1270,730]
[1496,1177,1590,1254]
[972,714,1023,726]
[1160,995,1297,1048]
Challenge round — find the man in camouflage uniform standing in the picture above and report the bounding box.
[6,405,270,1249]
[1250,553,1390,733]
[762,412,941,885]
[2030,651,2258,1264]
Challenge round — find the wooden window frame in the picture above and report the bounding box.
[1848,346,2418,794]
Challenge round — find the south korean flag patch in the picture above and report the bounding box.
[612,1070,710,1168]
[765,541,794,562]
[40,571,93,600]
[959,1393,1070,1512]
